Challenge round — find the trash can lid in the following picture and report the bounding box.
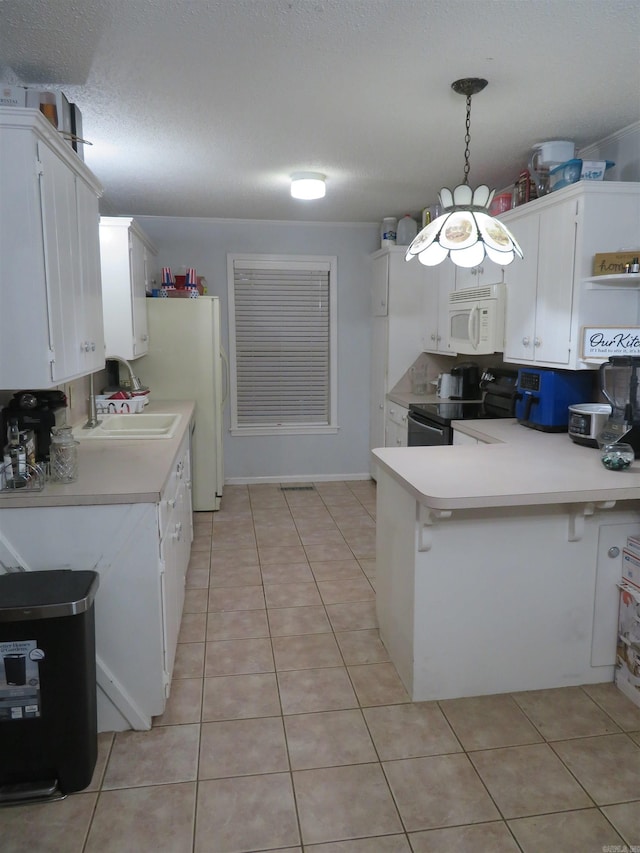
[0,570,99,622]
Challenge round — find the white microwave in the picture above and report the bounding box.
[448,283,506,355]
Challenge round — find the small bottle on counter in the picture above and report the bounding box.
[3,418,28,489]
[630,257,640,274]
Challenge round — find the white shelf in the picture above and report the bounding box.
[584,273,640,290]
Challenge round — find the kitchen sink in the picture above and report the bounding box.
[76,413,182,440]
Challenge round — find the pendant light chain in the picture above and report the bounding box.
[462,93,472,186]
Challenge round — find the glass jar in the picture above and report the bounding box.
[49,426,79,483]
[600,442,635,471]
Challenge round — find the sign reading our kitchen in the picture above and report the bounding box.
[582,327,640,358]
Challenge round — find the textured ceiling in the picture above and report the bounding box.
[1,0,639,223]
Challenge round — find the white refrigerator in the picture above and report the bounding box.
[136,296,226,510]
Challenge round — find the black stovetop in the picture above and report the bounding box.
[409,400,511,426]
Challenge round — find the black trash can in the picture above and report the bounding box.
[0,569,99,804]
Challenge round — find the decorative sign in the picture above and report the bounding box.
[582,327,640,358]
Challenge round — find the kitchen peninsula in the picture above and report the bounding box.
[0,401,195,732]
[373,420,640,702]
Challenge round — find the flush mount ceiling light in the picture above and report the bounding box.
[290,172,326,200]
[406,78,523,268]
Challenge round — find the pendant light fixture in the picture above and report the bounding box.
[405,78,523,268]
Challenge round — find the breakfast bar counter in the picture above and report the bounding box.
[371,422,640,702]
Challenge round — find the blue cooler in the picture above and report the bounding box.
[516,368,595,432]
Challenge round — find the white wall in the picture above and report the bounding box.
[134,216,379,482]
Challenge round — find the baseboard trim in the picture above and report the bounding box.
[225,473,373,485]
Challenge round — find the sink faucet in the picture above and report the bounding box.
[106,355,149,393]
[83,372,102,429]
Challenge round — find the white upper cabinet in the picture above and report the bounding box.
[100,217,159,360]
[0,107,104,388]
[454,259,504,291]
[502,182,640,369]
[422,261,456,355]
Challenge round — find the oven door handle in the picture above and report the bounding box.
[408,413,446,438]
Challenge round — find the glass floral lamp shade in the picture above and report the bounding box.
[405,78,523,269]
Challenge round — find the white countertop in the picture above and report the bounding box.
[0,400,195,508]
[372,418,640,510]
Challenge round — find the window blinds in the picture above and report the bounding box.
[233,261,331,427]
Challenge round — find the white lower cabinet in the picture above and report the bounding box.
[0,433,192,732]
[385,404,409,447]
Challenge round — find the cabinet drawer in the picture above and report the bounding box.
[159,436,190,536]
[387,404,409,427]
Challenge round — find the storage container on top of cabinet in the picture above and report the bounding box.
[99,217,159,360]
[0,107,105,388]
[501,182,640,369]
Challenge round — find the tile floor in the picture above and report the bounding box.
[3,480,640,852]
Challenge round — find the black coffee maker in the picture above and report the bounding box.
[450,362,482,400]
[1,390,67,462]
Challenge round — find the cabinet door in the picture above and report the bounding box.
[422,266,440,352]
[455,260,504,291]
[437,263,456,354]
[129,231,150,357]
[372,253,389,316]
[38,141,82,383]
[76,176,105,372]
[533,196,575,365]
[370,315,388,469]
[503,212,540,363]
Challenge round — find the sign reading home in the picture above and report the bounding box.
[582,327,640,358]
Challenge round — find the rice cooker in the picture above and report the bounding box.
[568,403,612,447]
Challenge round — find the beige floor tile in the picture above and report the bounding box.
[470,743,593,818]
[185,566,210,589]
[358,558,376,578]
[202,672,281,720]
[183,587,208,613]
[512,686,621,740]
[439,693,544,750]
[187,550,210,571]
[153,677,203,726]
[631,730,640,746]
[348,662,410,706]
[325,600,377,631]
[294,763,403,844]
[211,529,257,549]
[103,724,200,789]
[207,584,265,612]
[265,581,322,607]
[195,774,300,853]
[268,605,332,636]
[317,577,375,605]
[298,528,347,546]
[304,542,355,563]
[582,682,640,730]
[383,753,500,832]
[85,782,196,853]
[335,629,390,664]
[261,562,314,584]
[178,611,207,643]
[173,642,205,679]
[259,544,309,565]
[210,547,259,570]
[284,709,377,769]
[310,559,365,581]
[272,633,343,670]
[363,703,462,760]
[409,822,520,852]
[601,801,640,845]
[0,792,97,853]
[294,513,339,531]
[508,808,625,853]
[305,838,411,852]
[277,667,358,714]
[551,733,640,804]
[256,529,304,548]
[190,532,211,553]
[84,731,114,791]
[209,564,262,588]
[206,608,270,640]
[204,637,274,676]
[199,716,288,778]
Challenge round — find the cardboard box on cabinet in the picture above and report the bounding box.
[615,581,640,709]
